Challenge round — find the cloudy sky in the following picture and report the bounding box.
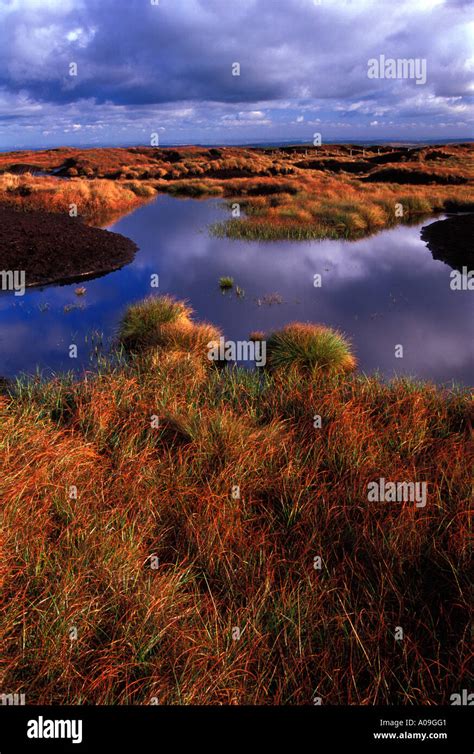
[0,0,472,149]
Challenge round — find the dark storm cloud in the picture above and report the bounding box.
[0,0,470,104]
[0,0,472,147]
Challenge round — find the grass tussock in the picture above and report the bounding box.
[267,323,356,376]
[219,276,234,290]
[0,297,472,705]
[118,295,221,358]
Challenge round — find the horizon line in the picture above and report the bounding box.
[2,137,473,153]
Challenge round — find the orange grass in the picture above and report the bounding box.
[0,173,157,226]
[0,303,472,704]
[0,143,472,236]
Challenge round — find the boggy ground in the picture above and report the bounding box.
[0,143,473,239]
[421,213,474,272]
[0,297,472,704]
[0,208,138,287]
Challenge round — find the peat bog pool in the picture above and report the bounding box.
[0,195,473,384]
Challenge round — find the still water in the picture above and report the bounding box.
[0,195,472,384]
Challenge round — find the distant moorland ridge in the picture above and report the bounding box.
[0,142,473,238]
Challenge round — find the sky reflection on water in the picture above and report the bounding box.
[0,196,472,385]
